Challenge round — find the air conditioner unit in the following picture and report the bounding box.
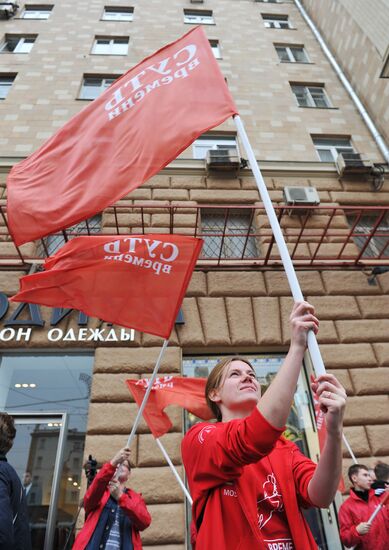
[336,152,374,177]
[0,2,18,18]
[206,148,241,172]
[283,186,320,215]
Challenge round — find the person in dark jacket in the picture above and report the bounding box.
[0,412,32,550]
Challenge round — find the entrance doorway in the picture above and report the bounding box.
[7,412,73,550]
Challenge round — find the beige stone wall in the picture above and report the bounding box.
[0,0,384,161]
[301,0,389,144]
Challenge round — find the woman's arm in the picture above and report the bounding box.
[258,301,319,428]
[0,471,14,548]
[307,373,346,507]
[83,462,115,514]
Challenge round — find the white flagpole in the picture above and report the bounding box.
[342,433,357,464]
[126,338,169,447]
[235,114,325,374]
[234,115,358,463]
[155,437,193,505]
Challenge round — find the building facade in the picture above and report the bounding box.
[0,1,389,549]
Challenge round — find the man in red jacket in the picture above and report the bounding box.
[339,464,389,550]
[182,301,347,550]
[72,447,151,550]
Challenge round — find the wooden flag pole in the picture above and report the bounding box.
[234,115,357,462]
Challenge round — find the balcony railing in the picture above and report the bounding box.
[1,203,389,268]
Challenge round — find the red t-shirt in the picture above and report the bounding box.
[257,457,294,550]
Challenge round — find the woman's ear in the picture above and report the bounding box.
[208,388,221,404]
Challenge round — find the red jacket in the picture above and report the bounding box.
[339,488,389,550]
[181,407,318,550]
[72,462,151,550]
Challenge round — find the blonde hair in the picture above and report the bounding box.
[205,356,255,421]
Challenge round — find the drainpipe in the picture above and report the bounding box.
[294,0,389,165]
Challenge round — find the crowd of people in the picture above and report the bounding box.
[0,303,388,549]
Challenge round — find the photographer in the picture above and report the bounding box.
[72,447,151,550]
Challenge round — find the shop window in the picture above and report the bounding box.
[102,6,134,21]
[184,9,214,24]
[275,44,308,62]
[182,354,339,549]
[37,214,101,257]
[92,36,129,55]
[262,14,292,29]
[347,212,389,259]
[200,208,258,259]
[312,136,355,162]
[21,5,53,19]
[0,35,36,53]
[79,75,118,100]
[291,84,330,108]
[0,74,16,99]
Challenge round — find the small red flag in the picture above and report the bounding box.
[126,376,213,438]
[7,26,238,246]
[10,234,202,339]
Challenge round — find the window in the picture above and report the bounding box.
[275,44,308,63]
[92,36,129,55]
[102,6,134,21]
[79,75,118,100]
[192,135,237,160]
[0,35,36,53]
[291,84,330,108]
[312,137,355,162]
[262,14,291,29]
[21,5,53,19]
[348,212,389,259]
[201,208,258,259]
[0,75,15,99]
[184,9,214,24]
[209,39,221,59]
[38,215,101,256]
[381,47,389,78]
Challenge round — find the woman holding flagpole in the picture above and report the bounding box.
[182,301,347,550]
[72,447,151,550]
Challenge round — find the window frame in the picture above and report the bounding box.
[102,6,134,21]
[79,75,118,100]
[0,35,36,54]
[0,74,16,99]
[312,137,355,162]
[183,9,214,25]
[275,44,308,63]
[291,84,331,108]
[262,14,292,29]
[21,4,53,19]
[192,135,238,160]
[91,36,129,56]
[209,39,221,59]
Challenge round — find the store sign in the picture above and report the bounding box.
[0,292,135,343]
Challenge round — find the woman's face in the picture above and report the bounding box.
[210,360,260,416]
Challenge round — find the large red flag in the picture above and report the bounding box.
[126,376,213,438]
[10,234,202,338]
[7,26,238,246]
